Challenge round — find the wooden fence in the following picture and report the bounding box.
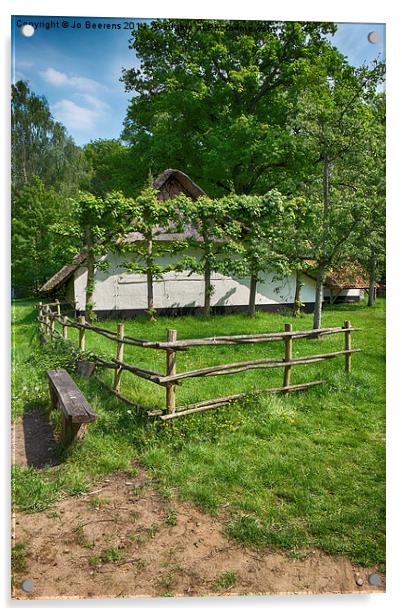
[36,300,361,420]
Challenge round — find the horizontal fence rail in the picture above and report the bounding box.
[37,300,362,420]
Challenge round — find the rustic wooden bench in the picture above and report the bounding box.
[47,369,96,446]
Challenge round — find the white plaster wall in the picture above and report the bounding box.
[73,251,317,311]
[323,288,362,298]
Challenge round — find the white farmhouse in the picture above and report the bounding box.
[40,169,364,316]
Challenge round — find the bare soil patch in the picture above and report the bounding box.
[12,469,385,600]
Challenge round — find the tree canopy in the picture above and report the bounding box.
[11,80,89,194]
[121,20,345,196]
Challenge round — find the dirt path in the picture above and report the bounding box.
[11,412,385,599]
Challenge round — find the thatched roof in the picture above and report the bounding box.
[304,261,374,289]
[324,263,376,289]
[40,169,207,293]
[39,252,86,293]
[153,168,207,201]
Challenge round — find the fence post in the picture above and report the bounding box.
[79,316,86,351]
[44,306,50,337]
[56,298,61,316]
[113,322,125,393]
[165,329,177,414]
[63,316,68,340]
[343,319,352,373]
[38,302,43,333]
[283,323,293,390]
[50,311,55,337]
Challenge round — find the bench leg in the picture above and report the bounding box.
[49,383,58,409]
[61,416,82,447]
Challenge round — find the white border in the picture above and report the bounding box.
[2,1,401,614]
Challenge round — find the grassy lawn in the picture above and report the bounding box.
[11,298,385,569]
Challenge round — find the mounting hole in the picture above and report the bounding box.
[21,579,33,592]
[368,573,382,586]
[368,31,380,44]
[21,24,35,37]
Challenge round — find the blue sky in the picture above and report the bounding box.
[11,16,385,147]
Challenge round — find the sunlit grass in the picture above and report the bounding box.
[11,298,385,568]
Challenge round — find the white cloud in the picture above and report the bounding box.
[51,94,110,134]
[40,67,101,92]
[51,99,95,131]
[80,94,110,112]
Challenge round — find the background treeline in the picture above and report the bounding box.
[11,20,385,327]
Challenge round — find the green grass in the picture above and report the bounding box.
[11,298,385,568]
[11,542,31,574]
[212,570,238,591]
[164,508,178,526]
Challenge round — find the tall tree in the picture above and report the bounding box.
[350,94,386,307]
[121,20,341,196]
[11,80,89,193]
[291,60,385,328]
[11,177,75,294]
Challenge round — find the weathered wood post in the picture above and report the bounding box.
[62,316,68,340]
[113,322,125,393]
[79,316,86,351]
[50,310,55,337]
[44,306,50,337]
[165,329,177,414]
[343,319,352,373]
[38,302,43,333]
[55,298,61,316]
[283,323,293,390]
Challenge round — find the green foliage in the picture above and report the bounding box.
[11,80,89,295]
[11,177,79,294]
[11,80,89,193]
[84,139,135,197]
[121,187,194,314]
[121,20,340,196]
[69,190,136,318]
[220,191,289,278]
[290,60,385,270]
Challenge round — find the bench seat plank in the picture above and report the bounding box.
[48,369,96,424]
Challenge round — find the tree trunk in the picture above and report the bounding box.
[84,226,95,322]
[313,155,330,330]
[249,272,258,317]
[313,261,325,330]
[368,254,377,307]
[293,270,303,317]
[202,227,213,317]
[146,238,155,320]
[204,263,212,316]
